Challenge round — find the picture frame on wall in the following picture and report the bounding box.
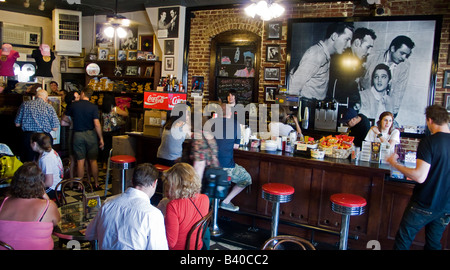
[125,66,139,76]
[139,35,154,52]
[98,48,109,60]
[286,16,442,134]
[118,50,127,61]
[266,45,280,62]
[157,7,180,39]
[444,93,450,113]
[444,70,450,88]
[127,50,137,61]
[264,67,280,81]
[165,57,174,71]
[145,66,154,77]
[267,21,282,40]
[265,85,277,102]
[164,40,174,55]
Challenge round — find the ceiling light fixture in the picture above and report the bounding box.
[245,0,285,21]
[24,0,30,8]
[103,15,130,39]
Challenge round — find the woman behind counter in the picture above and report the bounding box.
[269,106,302,138]
[365,111,400,150]
[0,162,60,250]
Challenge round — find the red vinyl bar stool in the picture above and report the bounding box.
[110,155,136,193]
[330,193,367,250]
[154,164,171,172]
[262,183,295,238]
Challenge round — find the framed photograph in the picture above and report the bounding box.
[137,50,146,60]
[287,16,442,134]
[444,93,450,113]
[266,45,280,62]
[139,35,154,52]
[265,85,277,102]
[117,50,127,61]
[95,24,114,48]
[97,48,109,60]
[267,21,282,40]
[127,50,137,61]
[444,70,450,88]
[264,67,280,81]
[125,66,139,76]
[165,57,174,71]
[108,55,115,61]
[158,7,179,38]
[119,26,138,50]
[48,96,61,117]
[448,45,450,65]
[68,57,84,68]
[164,40,175,55]
[144,66,154,77]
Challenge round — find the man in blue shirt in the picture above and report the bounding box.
[15,89,60,161]
[213,103,252,212]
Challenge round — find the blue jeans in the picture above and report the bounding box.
[394,201,450,250]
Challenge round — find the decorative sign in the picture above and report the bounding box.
[143,91,186,110]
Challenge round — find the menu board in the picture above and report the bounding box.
[216,77,254,105]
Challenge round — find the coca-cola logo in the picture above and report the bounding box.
[145,95,167,106]
[171,96,182,105]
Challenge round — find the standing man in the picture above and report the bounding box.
[213,103,252,212]
[15,89,60,162]
[49,81,60,96]
[63,88,104,190]
[386,105,450,250]
[288,22,354,129]
[328,27,377,110]
[361,35,415,120]
[86,163,168,250]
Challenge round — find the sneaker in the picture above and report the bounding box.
[220,202,239,212]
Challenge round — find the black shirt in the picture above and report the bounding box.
[413,132,450,210]
[66,100,99,132]
[349,114,371,148]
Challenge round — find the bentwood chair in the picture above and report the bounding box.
[55,178,92,207]
[0,240,14,250]
[261,235,316,250]
[185,210,213,250]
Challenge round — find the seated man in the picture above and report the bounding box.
[213,103,252,212]
[339,108,371,148]
[85,163,168,250]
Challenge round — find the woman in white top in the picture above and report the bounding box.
[30,133,63,200]
[365,111,400,149]
[269,106,302,138]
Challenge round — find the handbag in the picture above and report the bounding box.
[0,155,23,178]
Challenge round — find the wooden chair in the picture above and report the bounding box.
[261,235,316,250]
[0,240,14,250]
[55,178,92,207]
[185,210,213,250]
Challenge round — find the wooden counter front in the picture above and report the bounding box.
[126,133,449,250]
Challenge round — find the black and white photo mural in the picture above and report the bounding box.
[286,16,442,134]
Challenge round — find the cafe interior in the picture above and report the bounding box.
[0,0,449,253]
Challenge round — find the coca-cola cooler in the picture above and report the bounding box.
[142,91,187,136]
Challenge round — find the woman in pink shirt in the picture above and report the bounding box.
[160,163,209,250]
[0,162,60,250]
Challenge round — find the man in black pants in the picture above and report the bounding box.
[387,105,450,250]
[63,88,104,190]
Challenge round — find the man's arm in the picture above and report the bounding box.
[386,153,431,184]
[93,119,104,150]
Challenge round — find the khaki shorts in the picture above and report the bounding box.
[73,129,99,160]
[223,164,252,188]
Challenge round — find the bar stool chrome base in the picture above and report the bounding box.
[262,183,295,239]
[210,198,223,237]
[110,155,136,194]
[330,193,366,250]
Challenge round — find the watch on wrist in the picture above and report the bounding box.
[377,133,383,138]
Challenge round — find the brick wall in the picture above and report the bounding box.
[186,0,450,151]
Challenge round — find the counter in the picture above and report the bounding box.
[126,132,450,250]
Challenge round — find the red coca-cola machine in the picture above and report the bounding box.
[143,91,187,110]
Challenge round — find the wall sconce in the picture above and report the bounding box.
[245,0,285,21]
[38,0,45,11]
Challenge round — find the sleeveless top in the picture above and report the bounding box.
[0,197,54,250]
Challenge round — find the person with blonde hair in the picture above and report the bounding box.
[159,163,209,250]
